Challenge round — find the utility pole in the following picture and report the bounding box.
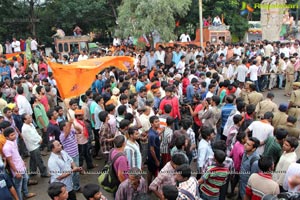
[199,0,203,47]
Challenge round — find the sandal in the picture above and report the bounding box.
[25,193,36,199]
[28,179,38,186]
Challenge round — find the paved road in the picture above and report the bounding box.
[25,88,289,200]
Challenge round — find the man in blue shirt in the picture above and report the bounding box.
[94,74,105,94]
[136,73,146,93]
[239,137,260,199]
[0,61,10,81]
[147,116,161,185]
[186,78,198,102]
[220,95,236,140]
[147,49,157,72]
[172,47,182,65]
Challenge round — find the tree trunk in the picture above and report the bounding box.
[261,0,286,41]
[108,0,118,22]
[29,0,36,36]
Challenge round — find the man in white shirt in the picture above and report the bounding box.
[11,37,21,52]
[113,37,121,46]
[30,37,38,52]
[248,60,260,91]
[213,16,222,26]
[78,50,88,61]
[279,43,290,58]
[155,45,165,64]
[233,44,242,57]
[16,86,33,115]
[264,41,274,57]
[274,137,298,190]
[22,113,49,177]
[246,112,274,155]
[176,55,186,74]
[235,59,249,87]
[180,32,191,42]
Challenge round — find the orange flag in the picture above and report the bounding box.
[5,52,26,63]
[47,56,134,99]
[5,52,27,72]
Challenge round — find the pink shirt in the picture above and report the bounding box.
[230,141,244,172]
[3,140,26,176]
[112,149,129,181]
[294,59,300,71]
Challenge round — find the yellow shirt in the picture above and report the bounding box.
[0,134,6,156]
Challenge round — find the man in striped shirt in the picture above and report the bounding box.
[124,127,142,169]
[198,150,229,200]
[244,156,279,200]
[59,120,81,192]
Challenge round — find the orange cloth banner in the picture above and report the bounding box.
[47,56,134,99]
[5,52,27,70]
[5,52,25,60]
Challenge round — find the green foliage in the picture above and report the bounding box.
[201,0,252,41]
[116,0,192,43]
[0,0,121,45]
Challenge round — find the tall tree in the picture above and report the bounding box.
[116,0,192,46]
[202,0,250,41]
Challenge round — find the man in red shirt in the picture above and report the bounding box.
[159,86,180,130]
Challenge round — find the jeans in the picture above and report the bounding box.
[13,173,29,200]
[72,155,80,191]
[93,129,100,156]
[258,75,268,91]
[18,137,29,157]
[219,178,229,200]
[29,148,48,176]
[174,117,179,130]
[78,143,93,169]
[278,74,284,89]
[40,129,49,151]
[200,192,219,200]
[253,80,260,92]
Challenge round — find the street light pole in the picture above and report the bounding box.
[199,0,203,47]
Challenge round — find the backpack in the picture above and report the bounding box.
[98,150,125,193]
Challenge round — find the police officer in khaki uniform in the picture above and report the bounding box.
[285,57,296,96]
[288,82,300,128]
[272,103,289,129]
[255,92,278,119]
[278,116,299,139]
[240,81,252,101]
[245,83,264,106]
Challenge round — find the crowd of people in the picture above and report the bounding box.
[0,36,300,200]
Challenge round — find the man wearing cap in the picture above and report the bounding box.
[255,92,278,120]
[288,82,300,128]
[272,104,289,129]
[278,116,299,139]
[285,58,296,96]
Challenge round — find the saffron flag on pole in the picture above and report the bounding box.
[47,56,134,99]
